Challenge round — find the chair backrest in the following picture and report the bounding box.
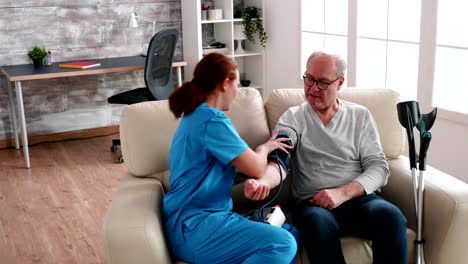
[144,27,179,100]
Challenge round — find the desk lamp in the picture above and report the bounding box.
[128,12,157,55]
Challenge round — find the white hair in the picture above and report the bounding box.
[307,51,347,78]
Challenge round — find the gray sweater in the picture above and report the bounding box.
[276,99,389,202]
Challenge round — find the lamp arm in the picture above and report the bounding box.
[135,15,156,36]
[135,15,156,24]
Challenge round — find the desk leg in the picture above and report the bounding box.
[176,66,182,87]
[6,81,20,149]
[14,81,30,168]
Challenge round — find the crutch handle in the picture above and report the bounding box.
[397,101,420,170]
[418,131,431,171]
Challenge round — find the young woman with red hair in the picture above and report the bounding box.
[163,53,297,264]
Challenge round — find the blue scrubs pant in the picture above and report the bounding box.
[293,194,408,264]
[172,212,297,264]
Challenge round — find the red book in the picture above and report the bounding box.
[59,61,101,69]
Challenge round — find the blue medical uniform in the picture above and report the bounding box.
[163,103,296,264]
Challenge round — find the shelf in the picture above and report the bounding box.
[182,0,265,97]
[201,19,232,24]
[233,18,262,23]
[233,52,263,57]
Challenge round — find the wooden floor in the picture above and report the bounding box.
[0,134,126,264]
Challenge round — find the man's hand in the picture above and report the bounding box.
[309,181,365,210]
[308,188,348,210]
[244,179,270,200]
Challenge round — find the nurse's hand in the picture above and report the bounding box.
[244,179,270,200]
[262,129,293,155]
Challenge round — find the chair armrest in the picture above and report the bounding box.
[383,156,468,264]
[103,173,172,264]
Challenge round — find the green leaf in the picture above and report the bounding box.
[27,46,48,60]
[241,6,268,48]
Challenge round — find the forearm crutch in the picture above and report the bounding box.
[397,101,437,264]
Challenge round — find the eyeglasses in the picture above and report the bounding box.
[302,74,341,90]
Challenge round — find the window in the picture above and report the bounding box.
[301,0,348,88]
[301,0,468,122]
[357,0,420,102]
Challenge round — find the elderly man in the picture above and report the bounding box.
[244,51,408,264]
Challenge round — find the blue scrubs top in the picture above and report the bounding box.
[163,102,249,248]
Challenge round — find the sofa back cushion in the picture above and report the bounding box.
[120,87,270,178]
[120,100,180,177]
[264,88,405,159]
[225,88,271,149]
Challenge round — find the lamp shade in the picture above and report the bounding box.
[234,24,246,40]
[128,12,139,28]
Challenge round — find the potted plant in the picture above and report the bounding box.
[27,45,48,68]
[241,6,268,47]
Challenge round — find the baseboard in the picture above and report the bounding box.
[0,126,120,149]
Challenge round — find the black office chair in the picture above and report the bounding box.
[108,27,179,163]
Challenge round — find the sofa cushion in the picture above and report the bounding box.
[120,100,180,177]
[264,88,405,159]
[264,88,307,131]
[339,229,415,264]
[225,87,271,148]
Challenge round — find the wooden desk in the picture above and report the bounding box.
[1,56,187,168]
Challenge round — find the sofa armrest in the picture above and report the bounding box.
[383,156,468,264]
[103,173,172,264]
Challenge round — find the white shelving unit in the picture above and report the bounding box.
[181,0,266,96]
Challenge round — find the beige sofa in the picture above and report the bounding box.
[103,88,468,264]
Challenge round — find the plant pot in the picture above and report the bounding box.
[32,58,44,68]
[245,7,259,18]
[234,9,242,18]
[240,80,251,87]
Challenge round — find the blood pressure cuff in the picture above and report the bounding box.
[267,133,294,173]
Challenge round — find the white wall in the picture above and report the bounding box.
[264,0,468,183]
[264,0,302,96]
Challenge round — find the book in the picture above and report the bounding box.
[59,61,101,69]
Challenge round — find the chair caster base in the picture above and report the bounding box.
[111,145,118,152]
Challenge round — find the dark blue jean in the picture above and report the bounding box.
[293,194,408,264]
